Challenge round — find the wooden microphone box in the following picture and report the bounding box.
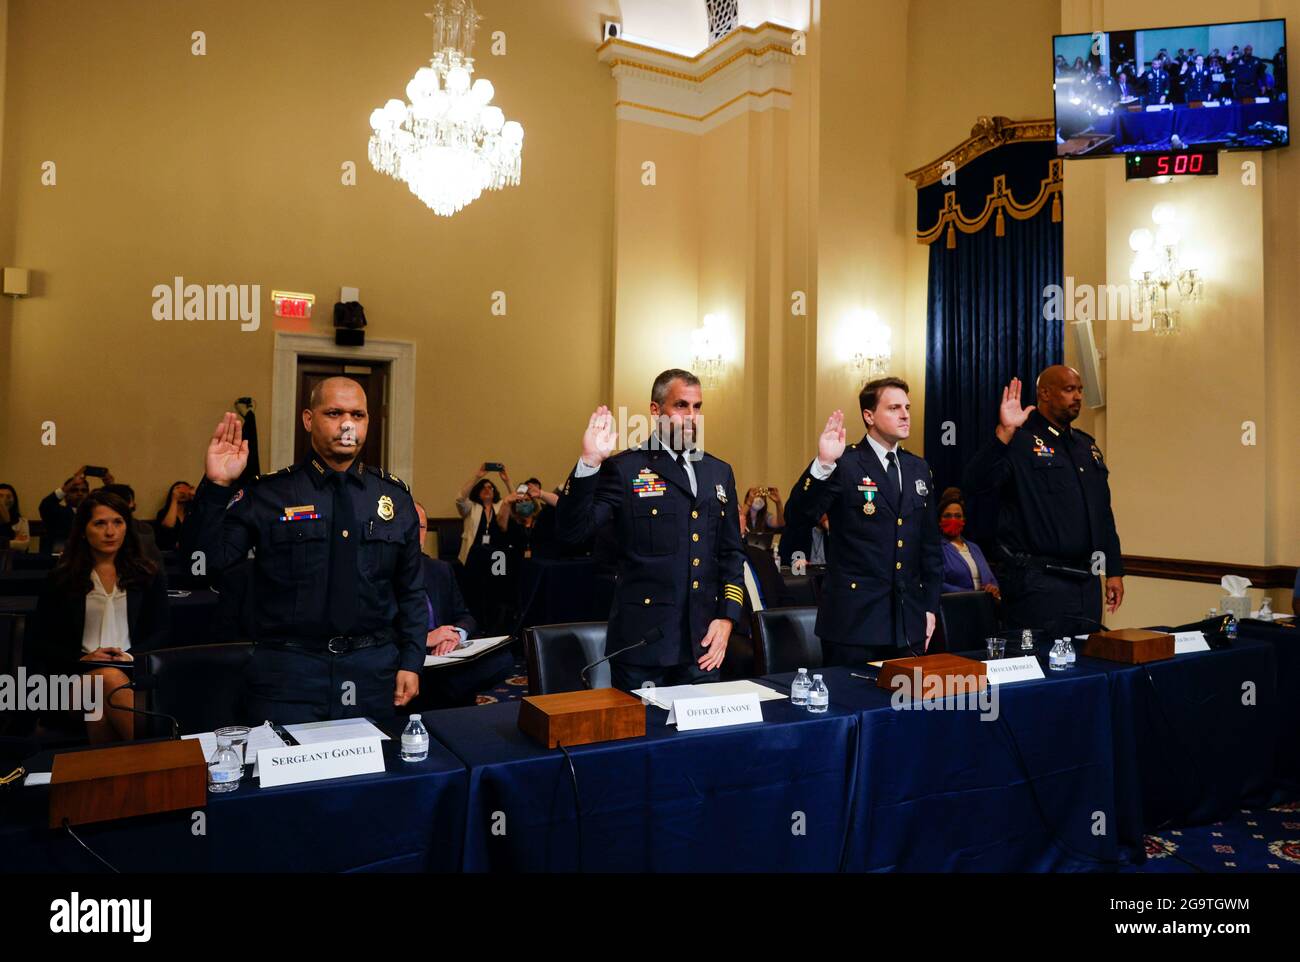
[876,653,988,696]
[1083,628,1175,664]
[518,688,646,748]
[49,739,207,829]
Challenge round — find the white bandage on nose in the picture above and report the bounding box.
[339,422,358,446]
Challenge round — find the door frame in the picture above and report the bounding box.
[271,331,417,484]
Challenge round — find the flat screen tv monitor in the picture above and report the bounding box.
[1053,18,1288,157]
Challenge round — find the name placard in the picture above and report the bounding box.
[672,694,763,731]
[984,656,1046,685]
[1174,631,1211,654]
[256,736,385,788]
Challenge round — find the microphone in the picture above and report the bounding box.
[580,627,663,688]
[105,677,181,740]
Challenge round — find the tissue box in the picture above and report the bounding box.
[1221,596,1250,621]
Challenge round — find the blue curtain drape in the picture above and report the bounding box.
[920,140,1063,543]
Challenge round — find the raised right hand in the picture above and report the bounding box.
[205,412,249,487]
[997,377,1035,442]
[817,410,847,467]
[581,406,618,468]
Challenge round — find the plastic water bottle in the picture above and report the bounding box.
[400,714,429,762]
[808,674,829,713]
[1259,597,1274,622]
[1206,606,1218,621]
[790,668,811,707]
[1049,640,1068,671]
[1225,616,1239,642]
[1064,637,1076,666]
[207,735,242,794]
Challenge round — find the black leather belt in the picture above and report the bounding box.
[261,631,393,655]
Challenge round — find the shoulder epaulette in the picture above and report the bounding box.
[254,465,295,482]
[365,464,410,493]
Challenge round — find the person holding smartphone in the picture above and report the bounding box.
[38,465,114,554]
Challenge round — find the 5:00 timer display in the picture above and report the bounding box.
[1125,151,1219,180]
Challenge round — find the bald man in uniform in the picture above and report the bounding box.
[963,366,1124,637]
[188,377,425,723]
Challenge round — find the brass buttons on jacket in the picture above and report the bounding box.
[692,510,699,519]
[896,518,903,527]
[850,582,857,589]
[651,508,658,516]
[692,533,700,542]
[693,580,700,589]
[895,562,902,570]
[644,598,651,605]
[897,540,903,548]
[692,558,700,567]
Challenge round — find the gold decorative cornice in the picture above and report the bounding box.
[606,43,793,85]
[916,159,1063,247]
[616,87,792,123]
[597,22,797,63]
[905,116,1055,189]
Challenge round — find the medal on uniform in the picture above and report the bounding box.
[915,479,928,496]
[715,483,727,504]
[857,477,877,515]
[377,495,395,521]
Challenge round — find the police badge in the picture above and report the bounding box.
[377,495,395,521]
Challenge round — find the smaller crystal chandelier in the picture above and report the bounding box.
[843,309,892,380]
[368,1,524,217]
[1128,202,1203,336]
[691,314,730,388]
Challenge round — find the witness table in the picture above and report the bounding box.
[426,696,858,872]
[0,723,468,873]
[765,664,1120,872]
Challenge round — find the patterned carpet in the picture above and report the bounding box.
[474,658,1300,873]
[472,655,531,705]
[1129,800,1300,873]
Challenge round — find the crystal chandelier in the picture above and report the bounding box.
[1128,202,1203,336]
[368,1,524,217]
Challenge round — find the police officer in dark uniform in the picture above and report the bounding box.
[1184,55,1215,102]
[1232,45,1267,99]
[555,369,746,691]
[188,377,424,724]
[963,367,1124,638]
[785,377,942,666]
[1142,57,1171,105]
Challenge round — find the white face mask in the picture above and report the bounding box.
[751,497,767,513]
[338,421,359,448]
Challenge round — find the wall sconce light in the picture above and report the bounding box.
[841,309,892,380]
[3,268,30,298]
[691,313,728,387]
[1128,202,1203,335]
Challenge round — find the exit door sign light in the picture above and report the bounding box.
[272,290,315,319]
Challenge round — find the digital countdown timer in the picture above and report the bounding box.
[1125,151,1219,180]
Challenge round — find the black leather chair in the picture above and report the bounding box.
[525,622,608,695]
[140,642,254,736]
[753,606,822,676]
[936,590,999,654]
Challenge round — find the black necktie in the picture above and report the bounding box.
[328,472,359,635]
[885,451,901,510]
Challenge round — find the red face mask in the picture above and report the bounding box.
[939,517,965,537]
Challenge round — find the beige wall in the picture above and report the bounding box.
[1,0,1294,622]
[1057,0,1300,624]
[0,0,614,516]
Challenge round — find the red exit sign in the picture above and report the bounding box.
[272,290,315,319]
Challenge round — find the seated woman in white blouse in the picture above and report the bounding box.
[33,491,169,744]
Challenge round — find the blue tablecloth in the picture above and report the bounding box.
[765,664,1120,872]
[0,724,468,873]
[426,696,858,872]
[1090,637,1278,856]
[1101,100,1288,150]
[1239,619,1300,796]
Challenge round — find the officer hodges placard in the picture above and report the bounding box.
[257,736,385,788]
